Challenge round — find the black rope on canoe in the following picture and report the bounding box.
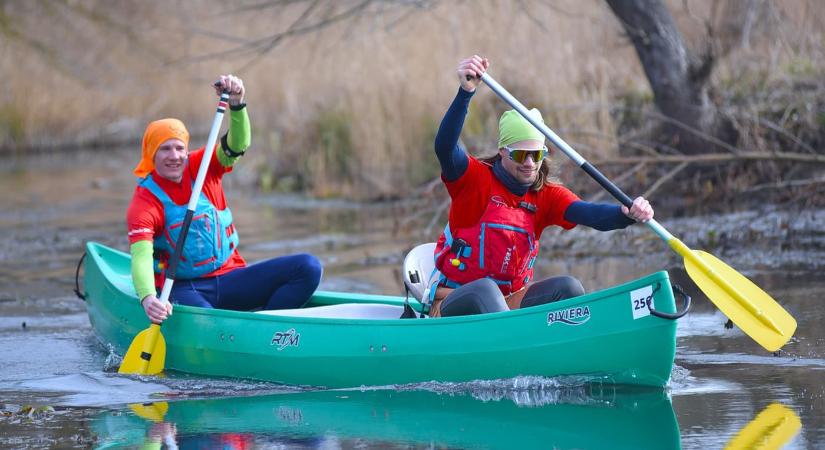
[647,282,691,320]
[74,252,86,300]
[399,286,421,319]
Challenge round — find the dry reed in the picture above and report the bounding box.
[1,0,823,199]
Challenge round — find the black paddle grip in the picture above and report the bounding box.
[213,81,231,95]
[581,162,634,208]
[166,209,194,280]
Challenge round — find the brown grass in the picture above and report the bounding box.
[1,0,823,198]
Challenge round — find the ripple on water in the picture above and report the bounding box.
[8,371,304,408]
[340,375,664,408]
[675,311,749,339]
[677,352,825,368]
[12,372,172,407]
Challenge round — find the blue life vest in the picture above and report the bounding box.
[139,174,239,279]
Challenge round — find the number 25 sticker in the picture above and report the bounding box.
[630,285,654,320]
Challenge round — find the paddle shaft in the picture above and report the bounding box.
[157,91,230,304]
[479,74,670,236]
[133,91,229,373]
[479,73,782,333]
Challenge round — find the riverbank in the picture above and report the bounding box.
[539,206,825,274]
[1,145,822,305]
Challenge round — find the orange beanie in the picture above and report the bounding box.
[133,118,190,177]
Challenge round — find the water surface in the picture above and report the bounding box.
[0,151,822,449]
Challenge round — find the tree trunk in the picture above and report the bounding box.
[605,0,735,154]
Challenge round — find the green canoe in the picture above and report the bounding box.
[91,387,681,449]
[82,241,683,388]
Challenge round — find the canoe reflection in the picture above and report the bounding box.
[94,384,681,449]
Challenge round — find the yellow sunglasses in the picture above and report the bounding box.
[504,145,548,164]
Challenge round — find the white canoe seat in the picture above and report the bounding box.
[402,242,440,302]
[256,303,405,319]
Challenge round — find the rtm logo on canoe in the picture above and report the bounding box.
[270,328,300,350]
[547,306,591,326]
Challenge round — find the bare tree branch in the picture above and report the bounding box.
[224,0,309,15]
[587,161,647,202]
[595,151,825,165]
[424,198,450,237]
[180,0,374,65]
[745,176,825,193]
[642,160,688,198]
[516,0,550,31]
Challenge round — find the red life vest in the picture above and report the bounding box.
[434,181,540,297]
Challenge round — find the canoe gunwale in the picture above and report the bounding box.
[83,241,676,326]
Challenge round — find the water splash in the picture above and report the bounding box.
[351,375,630,408]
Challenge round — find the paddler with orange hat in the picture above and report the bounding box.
[127,74,322,324]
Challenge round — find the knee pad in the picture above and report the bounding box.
[520,276,585,308]
[440,278,508,317]
[557,276,585,298]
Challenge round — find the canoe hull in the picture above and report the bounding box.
[83,242,678,387]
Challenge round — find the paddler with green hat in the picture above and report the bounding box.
[427,54,655,317]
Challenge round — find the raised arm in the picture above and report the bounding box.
[213,74,251,167]
[434,55,489,182]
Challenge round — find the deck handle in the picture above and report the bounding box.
[648,283,691,320]
[74,252,86,300]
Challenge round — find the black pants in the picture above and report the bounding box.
[439,276,585,317]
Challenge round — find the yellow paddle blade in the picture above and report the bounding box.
[118,324,166,375]
[671,240,797,351]
[724,403,801,450]
[129,402,169,423]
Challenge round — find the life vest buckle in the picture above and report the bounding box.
[518,201,537,213]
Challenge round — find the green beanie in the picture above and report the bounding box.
[497,108,546,148]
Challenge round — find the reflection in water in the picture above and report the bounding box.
[129,402,168,423]
[118,396,803,450]
[724,403,801,450]
[98,386,680,450]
